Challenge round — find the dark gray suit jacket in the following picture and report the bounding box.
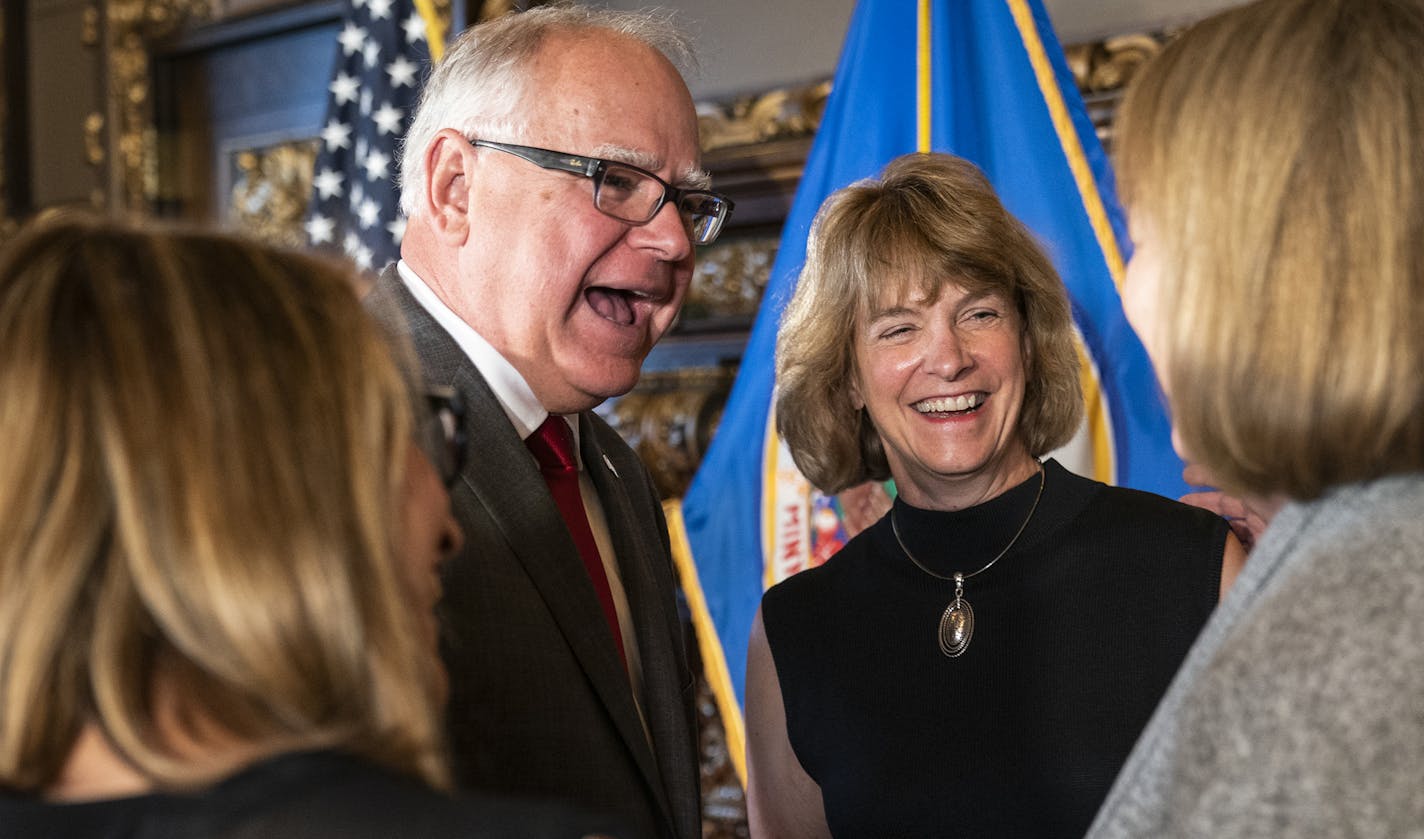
[367,266,700,839]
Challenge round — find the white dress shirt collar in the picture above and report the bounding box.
[395,260,581,462]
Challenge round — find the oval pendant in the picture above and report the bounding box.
[938,599,974,657]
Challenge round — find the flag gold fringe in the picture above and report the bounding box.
[1008,0,1121,483]
[917,0,932,152]
[413,0,447,61]
[665,499,748,786]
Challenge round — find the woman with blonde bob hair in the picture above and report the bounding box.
[745,152,1243,837]
[1089,0,1424,835]
[0,218,598,838]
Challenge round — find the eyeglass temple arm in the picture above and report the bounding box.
[473,139,601,178]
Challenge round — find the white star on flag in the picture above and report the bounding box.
[386,55,418,88]
[372,103,403,136]
[402,13,426,46]
[386,216,407,244]
[313,168,345,200]
[329,73,360,105]
[353,242,374,270]
[305,214,336,244]
[357,197,381,229]
[337,23,367,56]
[368,0,392,20]
[363,149,391,181]
[320,119,352,151]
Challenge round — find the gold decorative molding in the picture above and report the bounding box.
[695,31,1167,156]
[698,80,831,153]
[608,367,736,500]
[84,113,107,167]
[1064,31,1170,148]
[1063,32,1168,94]
[229,140,319,248]
[82,4,102,47]
[685,236,778,322]
[100,0,214,213]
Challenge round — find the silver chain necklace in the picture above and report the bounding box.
[889,465,1046,658]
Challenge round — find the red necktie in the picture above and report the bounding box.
[526,415,627,669]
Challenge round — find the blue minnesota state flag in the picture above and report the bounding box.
[664,0,1184,783]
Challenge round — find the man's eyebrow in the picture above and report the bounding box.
[678,165,713,191]
[591,143,712,190]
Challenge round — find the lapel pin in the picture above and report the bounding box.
[602,454,620,478]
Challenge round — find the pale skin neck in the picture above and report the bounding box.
[47,725,151,801]
[399,225,601,415]
[399,222,455,302]
[892,447,1042,512]
[46,684,269,802]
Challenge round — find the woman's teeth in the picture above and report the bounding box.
[914,394,981,413]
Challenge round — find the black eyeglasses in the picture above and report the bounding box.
[421,387,467,488]
[470,138,735,246]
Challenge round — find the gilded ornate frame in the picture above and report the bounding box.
[95,0,215,214]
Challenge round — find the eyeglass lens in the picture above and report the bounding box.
[595,163,726,245]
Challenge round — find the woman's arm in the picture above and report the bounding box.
[1219,531,1247,601]
[745,607,832,839]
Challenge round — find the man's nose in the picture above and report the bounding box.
[626,200,693,262]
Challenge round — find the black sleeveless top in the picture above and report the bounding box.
[761,459,1227,838]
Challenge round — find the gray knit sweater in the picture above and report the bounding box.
[1087,472,1424,838]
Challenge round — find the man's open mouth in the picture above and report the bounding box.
[585,286,644,326]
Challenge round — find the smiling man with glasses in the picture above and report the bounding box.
[365,7,718,839]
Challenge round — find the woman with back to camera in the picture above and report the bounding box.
[744,153,1246,838]
[0,217,617,839]
[1087,0,1424,834]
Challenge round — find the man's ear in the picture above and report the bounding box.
[424,128,475,245]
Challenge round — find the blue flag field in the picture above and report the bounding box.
[664,0,1184,783]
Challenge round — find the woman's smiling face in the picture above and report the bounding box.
[851,279,1036,509]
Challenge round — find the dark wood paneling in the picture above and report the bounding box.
[152,0,343,220]
[27,0,104,209]
[2,1,33,225]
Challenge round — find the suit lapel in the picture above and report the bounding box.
[458,378,656,740]
[368,268,675,829]
[581,419,691,834]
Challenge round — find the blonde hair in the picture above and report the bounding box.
[1116,0,1424,499]
[776,153,1082,493]
[0,216,448,792]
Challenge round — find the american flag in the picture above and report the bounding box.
[305,0,436,271]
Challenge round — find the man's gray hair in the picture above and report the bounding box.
[398,5,697,217]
